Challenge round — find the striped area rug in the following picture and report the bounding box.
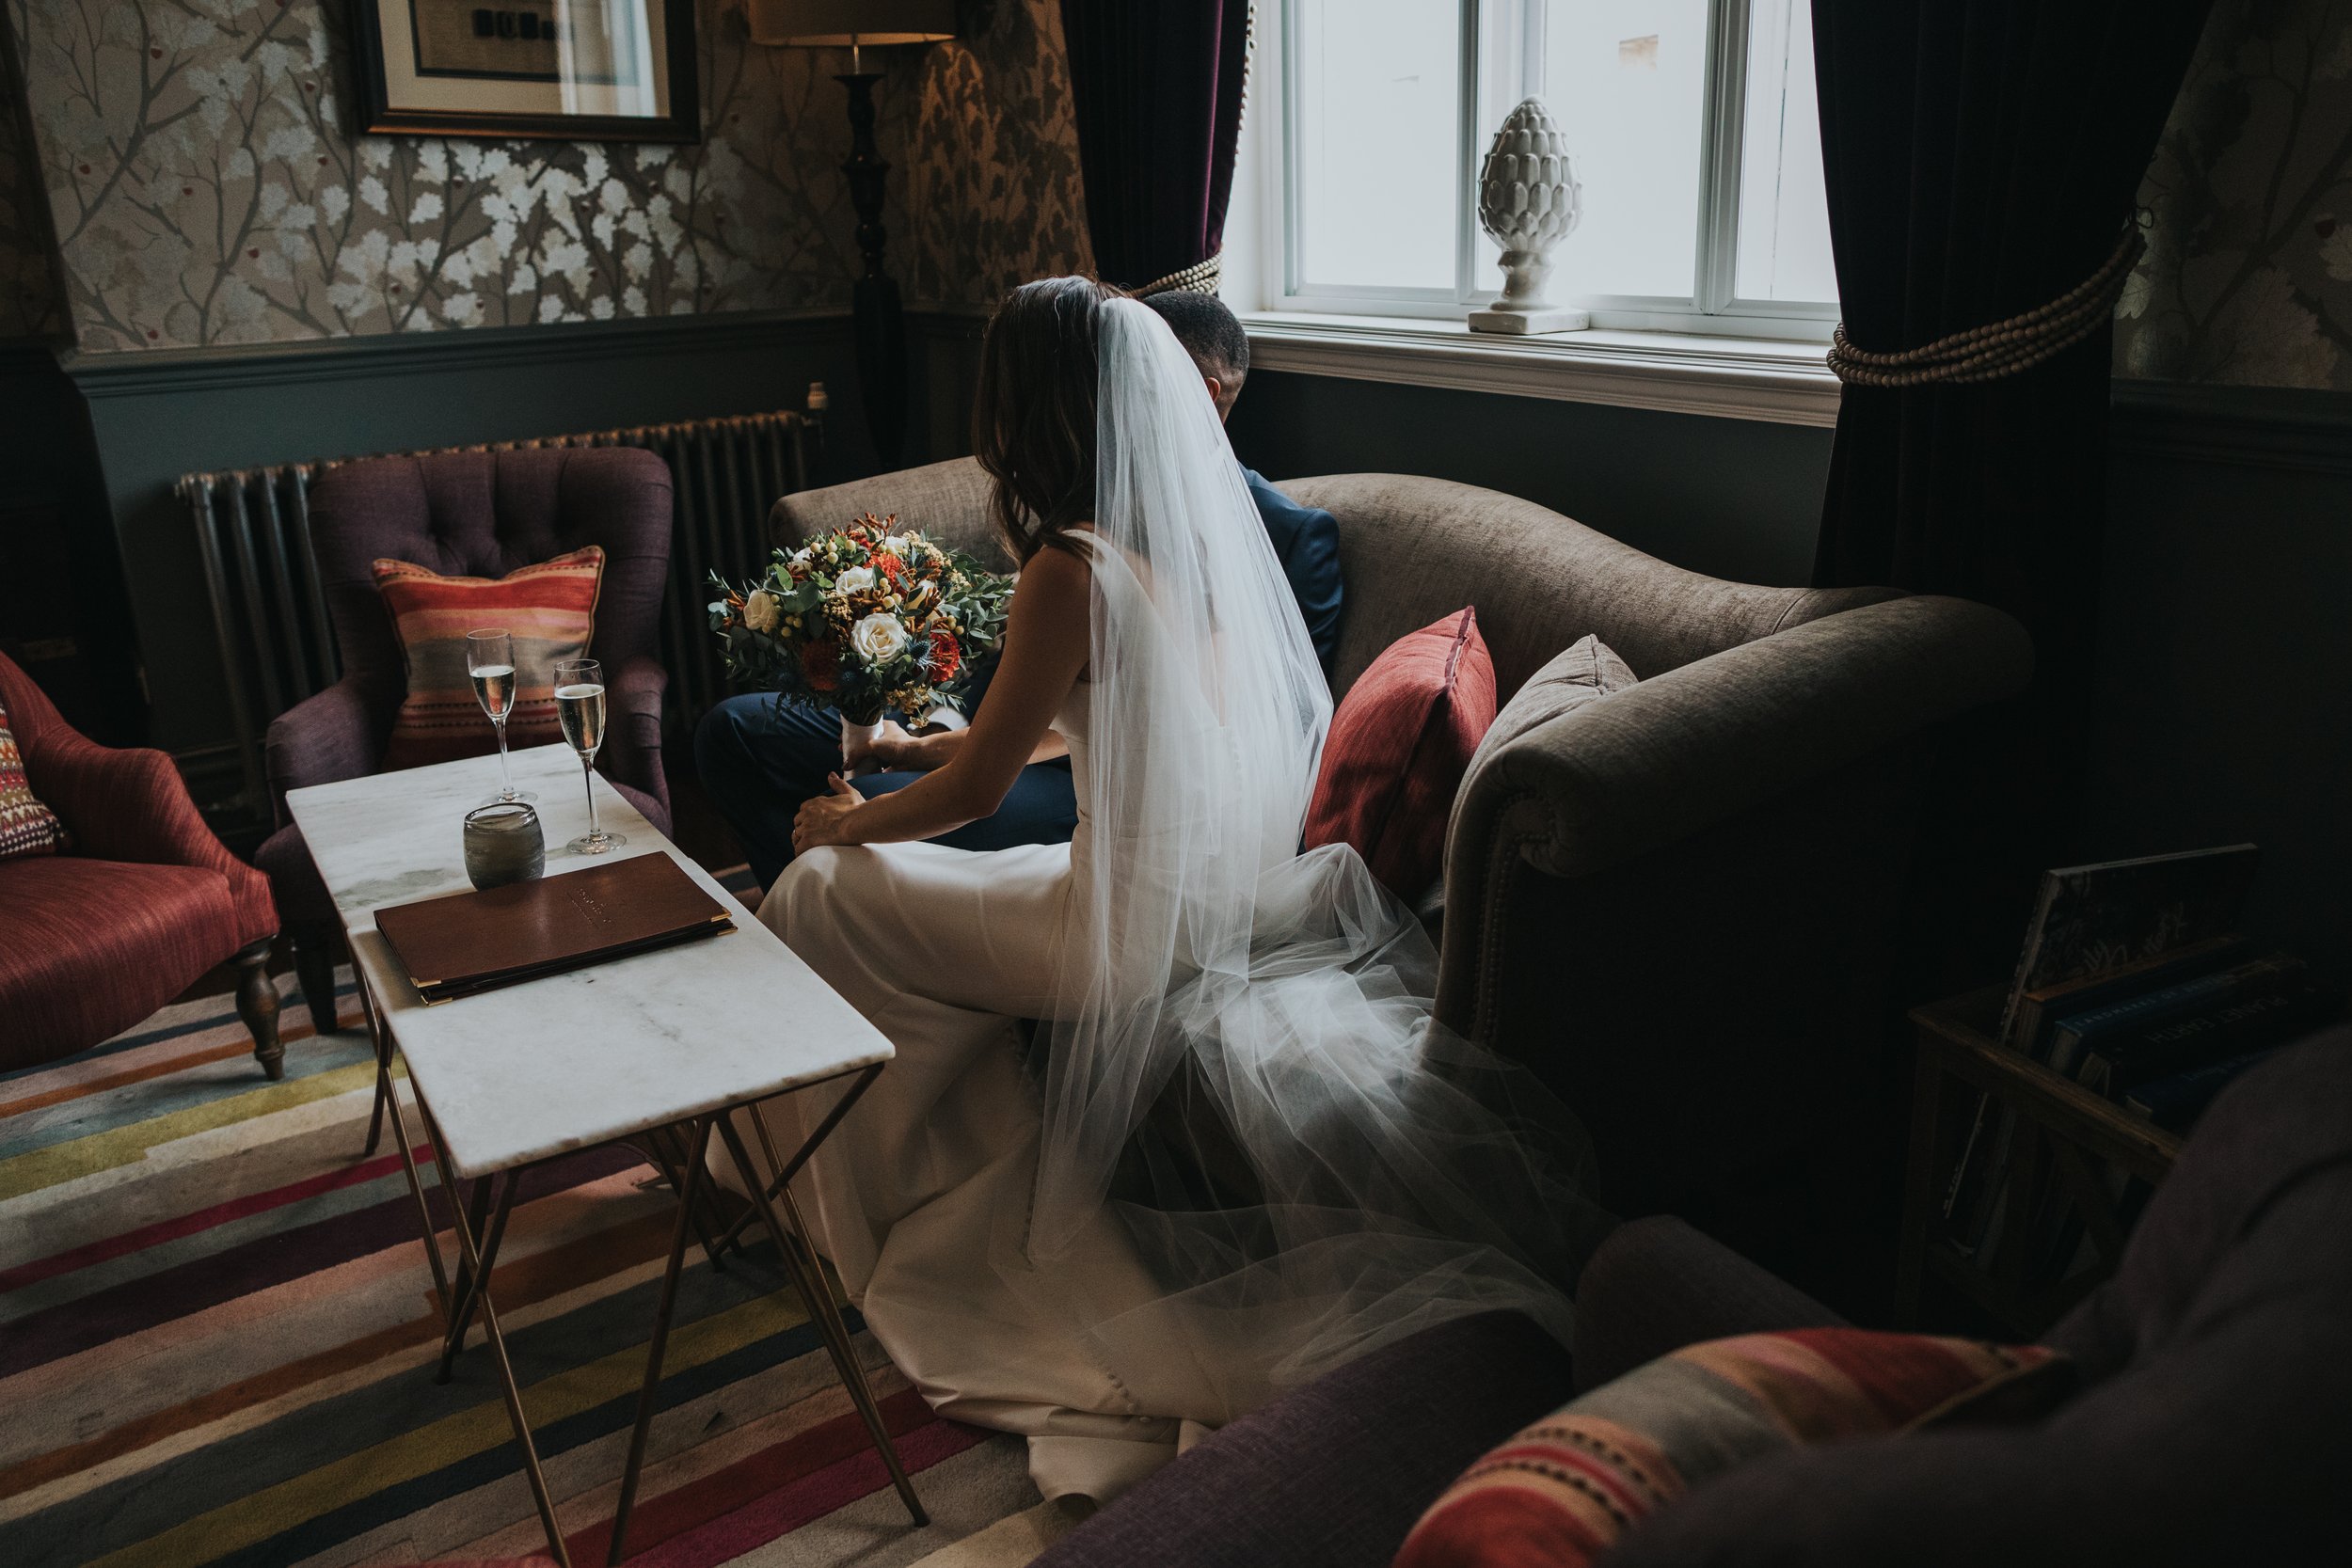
[0,963,1079,1568]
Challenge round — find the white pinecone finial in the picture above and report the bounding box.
[1469,99,1590,335]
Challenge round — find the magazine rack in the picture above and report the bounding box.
[1898,989,2184,1336]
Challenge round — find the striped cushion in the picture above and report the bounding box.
[1393,1329,2069,1568]
[0,693,69,860]
[374,547,603,772]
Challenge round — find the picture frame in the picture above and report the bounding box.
[349,0,701,143]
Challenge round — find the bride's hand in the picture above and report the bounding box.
[844,719,914,771]
[792,775,865,853]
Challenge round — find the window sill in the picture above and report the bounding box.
[1236,311,1843,429]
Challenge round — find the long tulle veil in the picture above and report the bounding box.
[1023,298,1598,1414]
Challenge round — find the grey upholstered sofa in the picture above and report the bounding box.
[774,459,2033,1234]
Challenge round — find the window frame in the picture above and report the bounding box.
[1260,0,1838,340]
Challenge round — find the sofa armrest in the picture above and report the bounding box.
[600,653,670,818]
[264,679,393,818]
[1574,1216,1846,1392]
[1437,594,2032,1038]
[30,729,245,879]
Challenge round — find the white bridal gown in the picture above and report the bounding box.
[743,605,1208,1499]
[718,302,1589,1504]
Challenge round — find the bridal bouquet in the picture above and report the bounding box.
[708,515,1014,745]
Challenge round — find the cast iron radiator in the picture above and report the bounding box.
[178,410,810,820]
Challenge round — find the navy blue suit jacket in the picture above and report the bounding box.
[1242,467,1344,672]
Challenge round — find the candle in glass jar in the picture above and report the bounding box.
[463,802,546,890]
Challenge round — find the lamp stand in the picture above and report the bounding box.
[837,71,907,467]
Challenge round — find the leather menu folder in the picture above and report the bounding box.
[374,853,735,1005]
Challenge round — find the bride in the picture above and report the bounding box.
[726,277,1595,1502]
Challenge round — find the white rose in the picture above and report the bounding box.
[834,564,877,594]
[882,533,911,555]
[742,588,782,633]
[850,612,911,662]
[787,547,813,575]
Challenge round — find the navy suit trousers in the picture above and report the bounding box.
[692,691,1078,891]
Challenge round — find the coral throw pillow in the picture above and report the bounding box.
[374,547,604,772]
[0,694,70,860]
[1394,1329,2072,1568]
[1305,608,1496,896]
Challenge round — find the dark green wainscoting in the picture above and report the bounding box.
[0,344,139,743]
[2090,382,2352,981]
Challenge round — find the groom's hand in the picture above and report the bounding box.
[792,774,865,853]
[843,719,914,772]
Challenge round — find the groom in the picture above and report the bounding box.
[694,289,1344,890]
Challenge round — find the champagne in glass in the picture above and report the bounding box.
[465,628,534,804]
[554,657,624,854]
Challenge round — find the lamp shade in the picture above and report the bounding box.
[747,0,956,46]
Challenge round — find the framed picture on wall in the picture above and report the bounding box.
[350,0,701,142]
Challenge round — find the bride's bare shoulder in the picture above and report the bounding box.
[1023,534,1097,578]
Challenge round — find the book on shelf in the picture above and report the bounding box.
[2020,962,2333,1286]
[1992,845,2261,1046]
[2043,954,2309,1082]
[2077,975,2339,1099]
[1943,844,2260,1231]
[2008,936,2246,1059]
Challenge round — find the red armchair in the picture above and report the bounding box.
[0,651,283,1076]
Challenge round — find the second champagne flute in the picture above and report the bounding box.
[554,657,624,854]
[466,628,534,805]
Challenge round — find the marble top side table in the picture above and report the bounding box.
[288,745,920,1566]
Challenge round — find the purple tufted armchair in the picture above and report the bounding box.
[253,447,675,1033]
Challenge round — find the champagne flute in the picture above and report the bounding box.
[466,628,534,805]
[554,657,625,855]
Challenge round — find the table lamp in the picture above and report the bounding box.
[750,1,958,467]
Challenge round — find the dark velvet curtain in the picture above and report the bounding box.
[1811,2,2213,703]
[1058,0,1250,290]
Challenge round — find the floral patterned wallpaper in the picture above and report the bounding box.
[2117,0,2352,388]
[1,0,1086,353]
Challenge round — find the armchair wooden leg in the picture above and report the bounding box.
[292,921,343,1037]
[234,938,285,1081]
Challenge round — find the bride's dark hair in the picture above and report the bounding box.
[973,275,1122,563]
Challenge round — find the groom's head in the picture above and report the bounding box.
[1139,290,1250,422]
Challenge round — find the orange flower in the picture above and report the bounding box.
[927,630,961,680]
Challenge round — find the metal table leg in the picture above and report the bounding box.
[609,1116,716,1565]
[439,1170,522,1381]
[715,1115,927,1528]
[358,974,395,1159]
[743,1107,908,1487]
[365,977,453,1314]
[420,1110,571,1568]
[635,1124,732,1274]
[710,1064,882,1259]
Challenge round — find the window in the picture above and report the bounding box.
[1259,0,1836,336]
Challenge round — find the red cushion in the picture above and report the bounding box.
[374,546,604,771]
[0,857,252,1069]
[1305,609,1497,896]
